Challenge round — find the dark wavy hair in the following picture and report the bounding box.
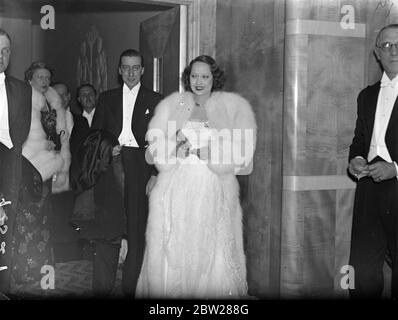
[119,49,144,68]
[24,61,53,82]
[182,55,226,92]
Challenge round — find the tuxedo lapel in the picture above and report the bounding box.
[2,76,31,210]
[366,82,398,155]
[5,77,23,147]
[365,83,380,138]
[386,89,398,145]
[114,87,123,135]
[133,86,145,117]
[387,95,398,131]
[132,86,146,130]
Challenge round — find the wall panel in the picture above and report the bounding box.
[216,0,284,298]
[282,0,397,298]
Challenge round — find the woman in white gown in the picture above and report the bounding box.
[136,55,256,299]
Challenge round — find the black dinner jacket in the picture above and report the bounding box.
[349,81,398,163]
[92,85,162,149]
[0,75,32,293]
[0,75,32,205]
[70,112,91,157]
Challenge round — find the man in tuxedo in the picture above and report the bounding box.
[70,84,97,225]
[69,83,126,296]
[92,49,161,296]
[70,83,97,156]
[348,24,398,299]
[0,28,32,293]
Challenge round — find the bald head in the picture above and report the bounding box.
[53,83,71,110]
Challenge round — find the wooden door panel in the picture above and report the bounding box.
[140,6,180,97]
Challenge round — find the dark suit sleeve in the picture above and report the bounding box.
[70,115,90,157]
[348,89,367,162]
[91,93,106,130]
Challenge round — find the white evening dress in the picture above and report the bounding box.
[136,118,248,299]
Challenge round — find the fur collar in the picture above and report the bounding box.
[22,86,71,192]
[147,91,257,175]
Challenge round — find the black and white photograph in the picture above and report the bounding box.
[0,0,398,315]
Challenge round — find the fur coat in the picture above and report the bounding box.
[146,90,257,175]
[22,86,71,193]
[139,91,257,297]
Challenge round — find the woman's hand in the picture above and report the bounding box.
[195,146,210,161]
[47,140,56,151]
[176,140,191,159]
[59,130,67,144]
[175,130,191,159]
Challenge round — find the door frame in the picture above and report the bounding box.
[123,0,216,63]
[148,0,201,62]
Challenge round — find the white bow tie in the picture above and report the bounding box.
[381,80,397,88]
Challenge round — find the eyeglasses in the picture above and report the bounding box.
[0,47,10,56]
[120,65,141,73]
[34,75,51,82]
[377,42,398,52]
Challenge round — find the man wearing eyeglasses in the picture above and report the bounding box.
[91,49,162,297]
[348,24,398,299]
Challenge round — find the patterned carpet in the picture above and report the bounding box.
[8,259,123,299]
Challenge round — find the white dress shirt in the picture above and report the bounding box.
[366,72,398,176]
[82,108,95,128]
[368,72,398,162]
[118,82,140,147]
[0,72,13,149]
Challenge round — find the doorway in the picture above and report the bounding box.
[140,4,186,95]
[0,0,195,298]
[0,0,191,95]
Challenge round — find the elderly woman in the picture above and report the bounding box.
[7,62,71,286]
[136,55,257,298]
[22,62,71,192]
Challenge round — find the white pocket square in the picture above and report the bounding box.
[145,109,150,114]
